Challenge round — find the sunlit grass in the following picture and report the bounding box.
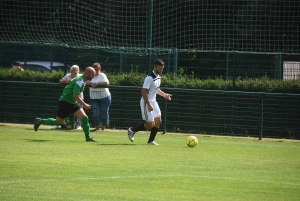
[0,123,300,201]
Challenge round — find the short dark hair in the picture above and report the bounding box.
[153,59,164,66]
[12,61,21,66]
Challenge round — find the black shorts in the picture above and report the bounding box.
[57,100,81,118]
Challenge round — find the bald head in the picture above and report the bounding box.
[83,66,95,81]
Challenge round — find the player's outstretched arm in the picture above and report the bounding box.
[157,89,172,100]
[73,94,91,110]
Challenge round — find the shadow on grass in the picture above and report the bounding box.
[24,139,53,142]
[97,143,137,146]
[25,129,79,134]
[90,129,100,132]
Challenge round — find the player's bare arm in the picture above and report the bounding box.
[92,81,109,88]
[73,94,91,110]
[141,88,153,111]
[85,80,94,87]
[59,79,70,84]
[86,80,109,88]
[157,88,172,100]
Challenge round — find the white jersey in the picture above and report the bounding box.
[142,71,161,101]
[140,71,162,121]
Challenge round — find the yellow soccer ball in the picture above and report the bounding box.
[186,136,198,147]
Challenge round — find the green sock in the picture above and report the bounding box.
[81,116,91,140]
[41,118,60,126]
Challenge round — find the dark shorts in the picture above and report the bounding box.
[57,100,81,118]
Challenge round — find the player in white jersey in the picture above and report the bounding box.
[128,59,172,145]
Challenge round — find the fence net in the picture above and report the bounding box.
[0,0,299,54]
[1,82,299,139]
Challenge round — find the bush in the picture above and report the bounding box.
[0,68,64,82]
[0,68,299,93]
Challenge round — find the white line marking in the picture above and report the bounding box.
[0,174,299,186]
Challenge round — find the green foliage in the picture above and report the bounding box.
[0,68,64,83]
[109,72,145,86]
[234,75,300,93]
[1,68,299,93]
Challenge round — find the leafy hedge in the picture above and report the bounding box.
[0,68,64,83]
[0,68,299,93]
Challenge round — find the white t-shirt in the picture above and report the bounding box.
[89,73,111,99]
[142,71,161,101]
[62,73,84,99]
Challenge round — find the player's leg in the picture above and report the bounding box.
[76,103,83,129]
[51,117,67,130]
[147,101,161,145]
[34,101,67,131]
[132,98,155,131]
[34,117,61,131]
[147,117,162,144]
[99,96,111,130]
[42,117,62,125]
[128,98,150,142]
[74,108,97,142]
[91,99,101,130]
[76,118,82,129]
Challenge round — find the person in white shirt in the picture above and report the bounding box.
[127,59,172,145]
[51,65,83,130]
[86,63,111,131]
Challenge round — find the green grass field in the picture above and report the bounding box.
[0,123,299,201]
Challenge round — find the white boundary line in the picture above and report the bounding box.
[0,174,299,186]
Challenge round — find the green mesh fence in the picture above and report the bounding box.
[1,1,300,78]
[1,81,300,139]
[1,43,299,79]
[0,0,299,54]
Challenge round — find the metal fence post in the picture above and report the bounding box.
[232,51,236,91]
[258,93,265,140]
[64,47,68,74]
[167,49,171,73]
[95,49,98,62]
[146,0,153,73]
[162,98,167,134]
[226,52,229,79]
[173,49,178,75]
[230,52,237,135]
[120,53,123,73]
[230,95,235,135]
[274,54,282,79]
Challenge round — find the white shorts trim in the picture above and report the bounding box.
[140,98,161,122]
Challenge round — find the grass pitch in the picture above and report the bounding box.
[0,123,300,201]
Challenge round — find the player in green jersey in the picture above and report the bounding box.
[34,66,98,142]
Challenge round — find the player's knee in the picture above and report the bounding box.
[81,116,89,126]
[154,118,162,127]
[56,117,64,125]
[144,121,154,130]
